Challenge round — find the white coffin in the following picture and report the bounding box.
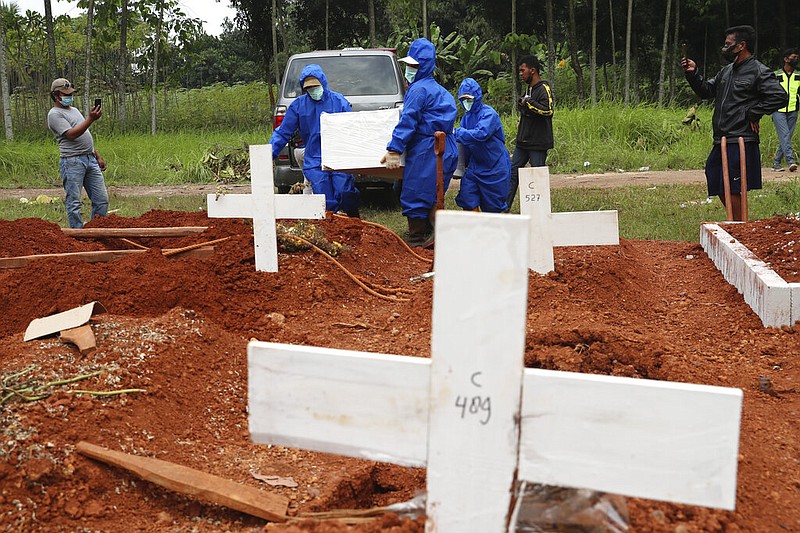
[320,108,404,179]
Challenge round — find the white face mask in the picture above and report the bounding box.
[405,66,418,84]
[462,99,474,111]
[307,86,324,101]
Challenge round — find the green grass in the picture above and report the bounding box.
[5,177,800,243]
[0,130,266,189]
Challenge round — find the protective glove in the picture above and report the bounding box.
[381,151,402,170]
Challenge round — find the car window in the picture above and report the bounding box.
[283,56,400,98]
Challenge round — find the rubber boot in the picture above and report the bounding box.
[406,217,432,248]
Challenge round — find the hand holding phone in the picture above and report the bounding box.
[94,98,102,108]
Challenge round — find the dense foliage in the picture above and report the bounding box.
[0,0,798,136]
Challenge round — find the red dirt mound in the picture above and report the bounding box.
[0,211,798,532]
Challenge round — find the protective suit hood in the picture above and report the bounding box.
[299,64,329,91]
[406,38,437,82]
[458,78,484,111]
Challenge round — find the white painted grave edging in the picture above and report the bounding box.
[249,212,743,532]
[206,144,325,272]
[700,222,800,327]
[519,166,619,274]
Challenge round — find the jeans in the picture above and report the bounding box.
[772,110,797,167]
[59,154,108,229]
[507,146,548,210]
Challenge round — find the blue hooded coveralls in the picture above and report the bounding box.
[387,39,458,220]
[270,64,360,214]
[455,78,511,213]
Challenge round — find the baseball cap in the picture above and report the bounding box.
[50,78,76,94]
[398,56,420,67]
[302,76,322,88]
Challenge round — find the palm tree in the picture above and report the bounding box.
[657,0,672,107]
[151,0,164,135]
[82,0,95,112]
[624,0,633,106]
[0,1,13,140]
[118,0,128,130]
[43,0,56,80]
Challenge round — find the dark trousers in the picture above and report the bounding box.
[507,146,548,211]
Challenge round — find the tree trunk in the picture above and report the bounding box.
[752,0,758,56]
[83,0,95,112]
[422,0,427,39]
[0,7,13,140]
[623,0,633,106]
[272,0,281,84]
[609,0,618,97]
[591,0,597,105]
[151,0,164,136]
[657,0,672,107]
[44,0,57,80]
[368,0,376,47]
[567,0,585,104]
[511,0,517,117]
[118,0,128,131]
[669,0,680,104]
[546,0,556,92]
[325,0,329,50]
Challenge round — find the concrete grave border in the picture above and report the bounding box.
[700,222,800,327]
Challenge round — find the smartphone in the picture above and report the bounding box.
[681,42,687,60]
[94,98,102,108]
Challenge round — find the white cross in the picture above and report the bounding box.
[248,211,742,532]
[206,144,326,272]
[519,166,620,274]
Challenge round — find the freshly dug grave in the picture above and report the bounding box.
[0,211,798,532]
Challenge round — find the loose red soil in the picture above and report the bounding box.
[0,211,798,532]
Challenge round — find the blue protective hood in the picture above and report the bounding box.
[299,64,329,91]
[406,38,437,82]
[458,77,483,109]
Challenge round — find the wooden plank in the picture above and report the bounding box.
[427,211,531,532]
[517,369,742,510]
[1,247,214,270]
[552,211,619,247]
[76,441,288,522]
[519,166,555,274]
[248,342,430,467]
[62,227,207,238]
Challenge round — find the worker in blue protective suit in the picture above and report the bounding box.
[380,38,458,247]
[454,78,511,213]
[270,64,360,216]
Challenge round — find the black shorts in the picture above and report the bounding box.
[705,141,762,196]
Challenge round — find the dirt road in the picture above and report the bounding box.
[0,168,795,200]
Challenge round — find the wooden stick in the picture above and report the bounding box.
[162,237,230,257]
[738,136,748,222]
[720,136,734,221]
[76,441,288,522]
[0,247,214,269]
[62,227,207,238]
[434,131,446,211]
[121,238,149,250]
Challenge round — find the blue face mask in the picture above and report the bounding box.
[60,95,74,107]
[462,99,474,111]
[405,66,418,84]
[307,86,324,101]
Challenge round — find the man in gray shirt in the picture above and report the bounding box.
[47,78,108,229]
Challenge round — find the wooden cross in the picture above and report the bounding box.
[206,144,325,272]
[519,166,620,274]
[248,211,742,532]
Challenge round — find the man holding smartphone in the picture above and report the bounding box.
[47,78,108,229]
